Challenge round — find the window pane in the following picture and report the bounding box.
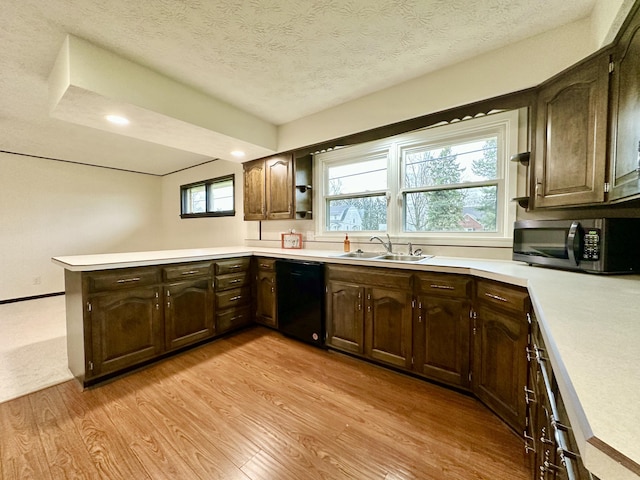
[404,185,497,232]
[328,157,387,195]
[186,185,206,214]
[403,137,498,188]
[208,179,233,212]
[326,196,387,231]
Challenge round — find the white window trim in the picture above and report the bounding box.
[313,110,520,247]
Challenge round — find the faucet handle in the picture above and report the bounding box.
[408,242,413,255]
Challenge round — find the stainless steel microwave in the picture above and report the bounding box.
[513,218,640,274]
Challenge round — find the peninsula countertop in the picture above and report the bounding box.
[52,247,640,480]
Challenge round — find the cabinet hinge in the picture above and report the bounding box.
[604,182,610,193]
[87,302,92,312]
[608,61,615,74]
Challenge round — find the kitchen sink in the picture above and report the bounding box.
[374,254,434,263]
[331,252,434,263]
[333,251,382,259]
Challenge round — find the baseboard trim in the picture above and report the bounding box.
[0,291,65,305]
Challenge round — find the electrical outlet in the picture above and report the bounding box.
[33,276,41,285]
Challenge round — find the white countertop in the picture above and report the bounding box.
[52,247,640,480]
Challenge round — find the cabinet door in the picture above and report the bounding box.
[89,287,163,378]
[165,279,214,351]
[255,270,277,327]
[473,304,529,432]
[265,154,294,220]
[243,159,266,220]
[534,53,609,207]
[326,280,364,354]
[415,295,471,388]
[609,6,640,201]
[365,287,412,369]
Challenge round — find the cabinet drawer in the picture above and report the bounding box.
[87,267,160,293]
[476,280,529,313]
[415,273,471,297]
[216,306,252,333]
[163,262,212,281]
[327,265,412,290]
[215,257,250,275]
[216,287,251,309]
[255,257,276,271]
[215,271,250,291]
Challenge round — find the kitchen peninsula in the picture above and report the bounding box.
[52,247,640,480]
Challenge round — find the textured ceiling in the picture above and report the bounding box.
[1,0,600,175]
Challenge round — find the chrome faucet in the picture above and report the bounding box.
[370,233,393,253]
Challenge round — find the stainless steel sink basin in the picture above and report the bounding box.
[332,251,382,259]
[331,252,434,263]
[374,254,434,263]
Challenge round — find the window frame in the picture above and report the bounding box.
[314,111,520,247]
[180,174,235,219]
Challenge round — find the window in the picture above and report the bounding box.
[315,111,519,245]
[180,174,235,218]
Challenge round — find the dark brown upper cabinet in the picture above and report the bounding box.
[608,3,640,202]
[243,153,294,221]
[533,52,610,208]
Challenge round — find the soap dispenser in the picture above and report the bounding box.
[343,234,351,252]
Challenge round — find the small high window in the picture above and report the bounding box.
[180,174,235,218]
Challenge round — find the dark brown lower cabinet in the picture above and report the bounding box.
[164,279,214,351]
[473,280,530,433]
[255,269,277,327]
[414,273,472,389]
[89,286,164,378]
[365,286,412,369]
[326,280,364,354]
[415,294,470,388]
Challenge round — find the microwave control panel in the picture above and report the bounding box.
[582,228,601,260]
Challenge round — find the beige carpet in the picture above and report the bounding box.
[0,295,73,403]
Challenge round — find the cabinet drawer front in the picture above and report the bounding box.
[87,267,159,292]
[163,262,212,281]
[327,265,412,290]
[215,257,250,275]
[476,280,529,313]
[256,257,276,271]
[415,274,471,297]
[215,271,250,291]
[216,287,251,309]
[216,306,252,333]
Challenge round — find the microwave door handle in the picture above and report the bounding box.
[567,221,581,266]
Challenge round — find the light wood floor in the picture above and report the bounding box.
[0,327,529,479]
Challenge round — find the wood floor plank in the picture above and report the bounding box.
[28,385,103,479]
[0,393,53,480]
[0,328,530,479]
[56,380,152,480]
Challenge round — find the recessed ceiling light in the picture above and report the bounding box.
[231,150,245,158]
[105,114,130,125]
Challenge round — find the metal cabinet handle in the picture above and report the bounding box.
[524,386,536,404]
[484,292,508,303]
[230,295,242,301]
[430,284,454,290]
[523,431,536,454]
[181,270,199,275]
[230,279,242,284]
[117,277,140,284]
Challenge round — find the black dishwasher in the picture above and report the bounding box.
[276,260,325,347]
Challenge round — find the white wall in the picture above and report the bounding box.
[278,17,595,152]
[159,159,246,249]
[0,152,163,301]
